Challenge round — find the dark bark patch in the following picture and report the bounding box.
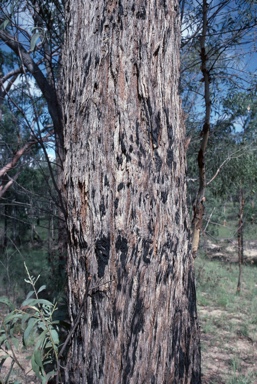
[120,132,126,154]
[117,182,124,191]
[126,153,132,162]
[83,52,91,79]
[139,193,142,207]
[136,120,140,146]
[99,198,106,216]
[112,300,120,337]
[136,6,146,19]
[104,175,109,186]
[95,234,110,278]
[164,107,173,143]
[178,346,186,379]
[139,143,146,156]
[156,270,162,284]
[116,267,122,291]
[142,239,151,264]
[161,190,168,204]
[95,54,100,68]
[160,0,168,14]
[116,154,123,165]
[163,265,173,284]
[175,210,180,224]
[116,235,128,268]
[131,208,136,220]
[132,298,144,333]
[167,149,174,168]
[92,302,99,329]
[114,198,119,210]
[118,0,124,16]
[155,151,162,172]
[172,239,178,256]
[152,111,161,146]
[123,358,131,383]
[87,370,94,384]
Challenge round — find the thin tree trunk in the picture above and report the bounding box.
[192,0,211,258]
[4,203,8,248]
[62,1,201,383]
[237,188,244,293]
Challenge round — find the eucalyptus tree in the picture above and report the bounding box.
[0,0,66,274]
[0,0,65,210]
[61,0,201,382]
[180,0,257,255]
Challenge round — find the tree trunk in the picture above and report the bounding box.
[237,188,244,293]
[62,1,201,383]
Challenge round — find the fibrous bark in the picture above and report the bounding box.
[62,1,201,382]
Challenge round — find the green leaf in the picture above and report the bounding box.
[44,370,56,383]
[37,321,47,330]
[24,317,38,346]
[0,296,15,311]
[30,32,41,51]
[31,352,40,377]
[0,333,7,345]
[35,329,48,349]
[21,312,34,330]
[34,349,43,368]
[37,285,46,294]
[10,336,19,349]
[4,312,22,325]
[22,298,53,308]
[26,290,35,300]
[50,329,59,345]
[0,19,10,30]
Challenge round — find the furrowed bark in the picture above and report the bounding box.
[62,1,201,382]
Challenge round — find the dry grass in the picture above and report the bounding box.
[197,241,257,384]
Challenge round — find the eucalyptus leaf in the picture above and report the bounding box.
[22,298,53,308]
[4,312,22,325]
[21,312,34,330]
[30,32,41,51]
[34,349,43,368]
[11,336,19,349]
[50,329,59,345]
[31,353,40,377]
[35,329,48,349]
[0,296,15,311]
[0,333,7,345]
[26,290,35,300]
[0,19,10,30]
[37,285,46,294]
[24,317,38,347]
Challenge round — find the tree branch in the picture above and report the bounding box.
[0,27,63,141]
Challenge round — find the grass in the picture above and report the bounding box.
[196,253,257,384]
